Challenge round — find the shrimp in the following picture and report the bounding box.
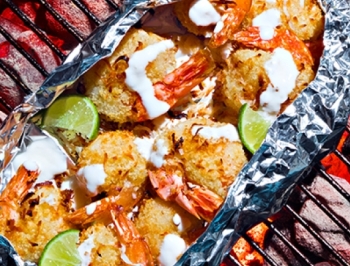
[84,28,215,123]
[77,130,149,197]
[1,165,75,263]
[232,27,314,66]
[134,197,204,265]
[174,0,252,47]
[0,163,39,231]
[67,185,145,225]
[149,167,223,221]
[111,208,154,266]
[148,117,247,220]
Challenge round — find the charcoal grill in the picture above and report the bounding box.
[0,1,349,266]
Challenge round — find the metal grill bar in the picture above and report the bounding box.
[36,0,84,42]
[264,220,313,266]
[285,204,349,266]
[318,167,350,202]
[299,183,350,237]
[0,98,12,113]
[3,0,66,60]
[71,0,102,26]
[104,0,120,10]
[0,25,49,77]
[0,59,32,94]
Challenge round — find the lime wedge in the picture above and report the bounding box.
[238,104,271,154]
[42,95,99,140]
[39,229,81,266]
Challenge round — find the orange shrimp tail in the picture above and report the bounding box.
[153,49,215,107]
[209,8,246,48]
[111,210,154,266]
[148,169,201,219]
[0,164,39,205]
[233,27,314,66]
[209,0,252,47]
[186,184,223,221]
[67,186,144,225]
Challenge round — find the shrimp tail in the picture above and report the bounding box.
[233,27,314,66]
[153,49,215,107]
[111,209,154,266]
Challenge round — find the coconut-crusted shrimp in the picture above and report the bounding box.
[134,197,204,265]
[77,130,149,197]
[83,28,215,124]
[217,48,315,118]
[174,0,252,47]
[0,163,39,234]
[3,170,75,262]
[75,206,153,266]
[148,117,247,220]
[242,0,324,42]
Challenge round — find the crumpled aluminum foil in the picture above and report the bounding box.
[0,0,349,265]
[176,0,350,264]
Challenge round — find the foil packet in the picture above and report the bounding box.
[0,0,349,265]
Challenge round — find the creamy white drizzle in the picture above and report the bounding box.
[299,0,304,8]
[125,40,174,119]
[40,193,57,206]
[172,213,191,232]
[252,9,281,40]
[13,138,67,184]
[78,234,95,266]
[191,124,240,142]
[158,234,187,266]
[175,48,191,68]
[213,19,224,34]
[77,164,107,194]
[133,137,154,161]
[260,48,299,114]
[86,202,97,215]
[188,0,221,27]
[23,161,38,171]
[150,139,169,168]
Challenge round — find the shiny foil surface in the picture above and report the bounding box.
[0,0,349,265]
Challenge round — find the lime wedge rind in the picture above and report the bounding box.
[39,229,81,266]
[238,104,271,154]
[42,95,99,140]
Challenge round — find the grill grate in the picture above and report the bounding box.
[0,0,120,119]
[0,1,350,265]
[227,128,350,266]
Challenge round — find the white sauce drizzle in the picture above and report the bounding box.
[260,48,299,114]
[300,0,304,8]
[78,234,95,266]
[150,139,169,168]
[133,137,154,161]
[23,161,38,171]
[172,213,191,232]
[158,234,187,266]
[13,138,67,184]
[77,164,107,194]
[252,9,281,40]
[188,0,221,27]
[125,40,174,119]
[40,193,57,206]
[191,124,240,142]
[86,202,97,215]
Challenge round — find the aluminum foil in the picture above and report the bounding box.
[176,0,350,265]
[0,0,349,265]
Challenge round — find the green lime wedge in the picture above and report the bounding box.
[238,103,271,154]
[42,95,99,140]
[39,229,81,266]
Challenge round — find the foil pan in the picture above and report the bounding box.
[0,0,350,265]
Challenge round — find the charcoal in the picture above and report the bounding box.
[294,175,350,264]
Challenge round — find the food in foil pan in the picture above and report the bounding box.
[0,0,337,265]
